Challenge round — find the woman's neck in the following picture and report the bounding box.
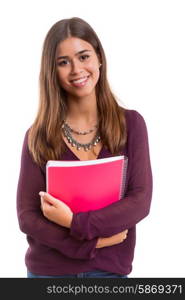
[66,94,98,128]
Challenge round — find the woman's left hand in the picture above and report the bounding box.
[39,192,73,228]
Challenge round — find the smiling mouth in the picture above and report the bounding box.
[70,75,90,87]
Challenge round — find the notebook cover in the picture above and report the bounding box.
[46,156,128,213]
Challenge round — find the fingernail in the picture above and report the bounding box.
[39,192,45,197]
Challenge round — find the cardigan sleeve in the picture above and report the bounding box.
[70,110,153,240]
[16,130,98,260]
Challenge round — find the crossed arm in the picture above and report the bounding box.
[39,191,128,248]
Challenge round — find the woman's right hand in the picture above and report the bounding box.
[95,229,128,248]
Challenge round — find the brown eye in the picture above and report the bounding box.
[58,60,69,66]
[80,55,90,61]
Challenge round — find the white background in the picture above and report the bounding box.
[0,0,184,278]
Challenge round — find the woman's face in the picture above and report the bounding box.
[56,37,101,98]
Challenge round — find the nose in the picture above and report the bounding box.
[70,60,83,75]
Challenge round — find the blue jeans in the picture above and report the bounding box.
[27,270,127,278]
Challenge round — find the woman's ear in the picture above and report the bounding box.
[96,53,102,68]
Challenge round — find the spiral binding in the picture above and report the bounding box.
[119,156,128,200]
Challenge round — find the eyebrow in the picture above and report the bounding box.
[57,50,91,60]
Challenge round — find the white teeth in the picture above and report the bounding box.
[72,76,88,84]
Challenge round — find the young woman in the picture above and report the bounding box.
[16,17,153,278]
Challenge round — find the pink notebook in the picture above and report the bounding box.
[46,156,128,213]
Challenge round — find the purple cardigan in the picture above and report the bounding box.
[16,109,153,275]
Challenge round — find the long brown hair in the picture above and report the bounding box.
[28,17,127,166]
